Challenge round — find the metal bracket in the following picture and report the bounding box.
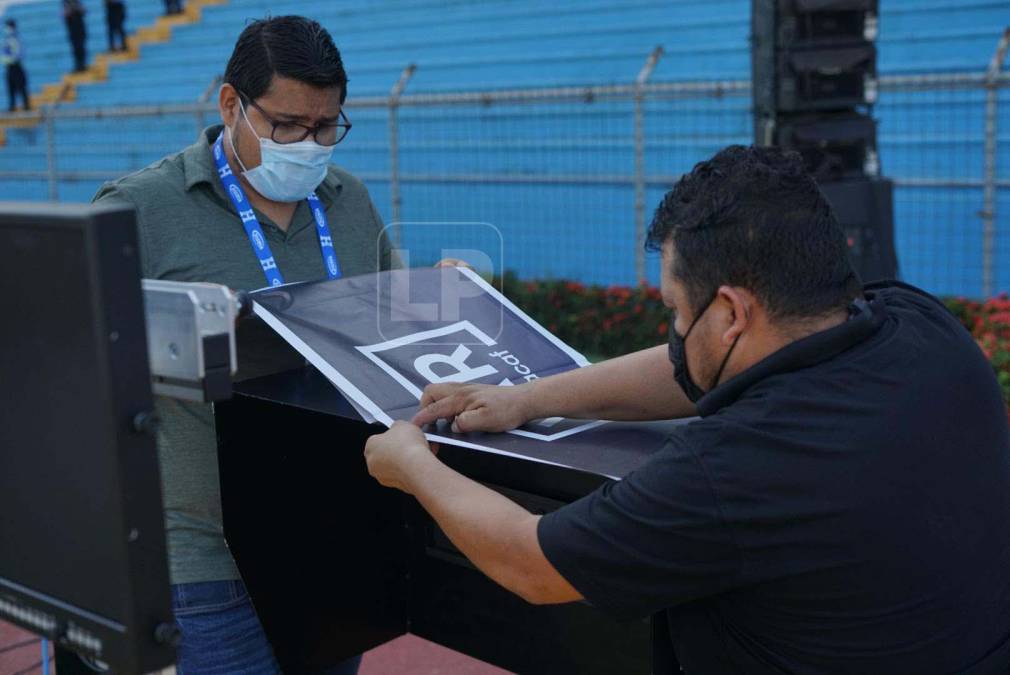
[142,280,243,402]
[636,46,664,86]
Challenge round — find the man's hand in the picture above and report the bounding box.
[434,258,474,270]
[364,421,438,494]
[365,420,583,607]
[412,382,533,433]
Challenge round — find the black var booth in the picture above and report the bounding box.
[216,366,680,675]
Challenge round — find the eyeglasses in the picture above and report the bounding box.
[239,92,352,146]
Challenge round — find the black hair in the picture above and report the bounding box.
[646,145,862,320]
[224,16,348,103]
[5,19,16,29]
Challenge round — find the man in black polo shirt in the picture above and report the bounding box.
[365,145,1010,673]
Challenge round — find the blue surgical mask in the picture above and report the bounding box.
[228,100,335,203]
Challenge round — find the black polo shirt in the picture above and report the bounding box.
[538,282,1010,674]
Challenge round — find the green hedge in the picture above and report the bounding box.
[501,274,668,357]
[943,295,1010,413]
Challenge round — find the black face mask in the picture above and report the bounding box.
[667,296,741,403]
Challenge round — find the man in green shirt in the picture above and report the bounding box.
[93,15,394,674]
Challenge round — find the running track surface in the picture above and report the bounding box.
[0,620,510,674]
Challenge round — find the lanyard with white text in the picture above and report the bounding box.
[212,133,341,287]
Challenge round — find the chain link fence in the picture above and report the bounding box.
[0,39,1007,297]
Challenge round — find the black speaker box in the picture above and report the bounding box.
[820,178,898,282]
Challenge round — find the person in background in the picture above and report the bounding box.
[164,0,184,16]
[62,0,87,72]
[105,0,127,53]
[2,19,29,112]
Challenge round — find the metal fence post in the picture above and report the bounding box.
[633,46,663,285]
[389,64,417,247]
[196,74,223,137]
[982,27,1010,297]
[44,106,58,202]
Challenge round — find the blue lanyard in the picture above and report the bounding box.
[212,133,341,287]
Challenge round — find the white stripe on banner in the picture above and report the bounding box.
[458,267,592,368]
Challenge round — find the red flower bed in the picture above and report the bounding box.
[502,275,668,357]
[944,294,1010,422]
[500,274,1010,422]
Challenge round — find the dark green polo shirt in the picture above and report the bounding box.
[93,125,399,584]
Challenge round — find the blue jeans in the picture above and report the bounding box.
[172,580,362,675]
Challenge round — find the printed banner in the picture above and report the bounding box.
[251,268,680,478]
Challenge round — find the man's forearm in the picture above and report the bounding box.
[524,344,695,421]
[404,452,579,605]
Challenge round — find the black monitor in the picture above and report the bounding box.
[0,202,175,674]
